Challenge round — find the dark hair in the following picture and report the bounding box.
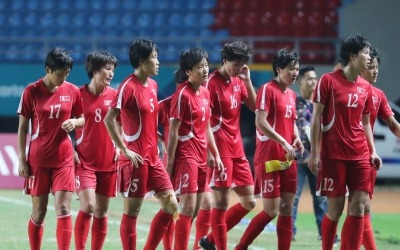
[175,48,208,82]
[298,66,315,81]
[370,48,380,64]
[85,51,118,79]
[128,38,158,69]
[340,34,371,66]
[272,48,300,77]
[45,47,73,71]
[220,41,253,64]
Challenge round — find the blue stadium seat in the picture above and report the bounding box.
[10,0,23,10]
[56,13,70,28]
[42,0,55,11]
[24,12,38,27]
[74,1,89,11]
[137,13,152,28]
[26,0,39,11]
[8,13,22,27]
[105,13,119,27]
[139,0,154,10]
[153,12,168,28]
[0,1,7,11]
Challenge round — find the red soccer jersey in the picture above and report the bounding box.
[170,81,211,166]
[158,96,172,146]
[17,79,83,168]
[75,85,117,171]
[370,85,393,131]
[313,70,373,160]
[205,70,248,158]
[253,80,297,165]
[111,74,159,166]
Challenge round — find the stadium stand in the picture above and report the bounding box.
[0,0,341,64]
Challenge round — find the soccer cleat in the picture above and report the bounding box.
[198,236,216,250]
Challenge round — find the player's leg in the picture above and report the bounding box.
[292,163,307,240]
[74,166,97,250]
[121,197,144,250]
[306,166,326,239]
[194,191,212,249]
[26,166,50,250]
[362,169,377,250]
[75,188,96,250]
[54,190,73,250]
[235,164,280,249]
[30,195,48,250]
[277,192,296,250]
[53,166,75,250]
[119,163,145,250]
[144,160,177,250]
[175,192,198,250]
[342,159,372,249]
[91,170,117,250]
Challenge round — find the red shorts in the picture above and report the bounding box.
[209,156,254,189]
[317,158,373,197]
[75,163,118,197]
[253,161,297,199]
[118,158,173,198]
[24,165,75,196]
[173,162,208,195]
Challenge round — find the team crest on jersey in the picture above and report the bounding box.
[104,100,112,106]
[202,99,209,105]
[60,95,71,102]
[357,87,365,95]
[289,97,295,104]
[372,95,379,109]
[152,89,157,95]
[233,84,240,92]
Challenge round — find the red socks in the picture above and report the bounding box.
[210,208,227,250]
[144,209,173,250]
[341,215,364,250]
[91,216,108,250]
[56,214,72,250]
[120,213,137,250]
[174,214,192,250]
[194,209,211,249]
[362,214,376,250]
[163,220,175,250]
[207,203,249,244]
[321,215,338,250]
[74,210,92,250]
[28,217,44,250]
[276,215,292,250]
[236,211,273,249]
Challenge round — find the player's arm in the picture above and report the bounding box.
[384,115,400,138]
[240,65,256,111]
[104,108,142,167]
[292,123,304,155]
[255,110,295,160]
[308,102,324,174]
[17,115,30,178]
[363,113,382,169]
[166,118,181,176]
[206,121,223,171]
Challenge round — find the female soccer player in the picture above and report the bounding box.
[235,48,303,250]
[308,35,382,250]
[167,48,223,250]
[73,51,118,250]
[17,47,84,250]
[104,38,178,250]
[359,48,400,250]
[199,41,256,250]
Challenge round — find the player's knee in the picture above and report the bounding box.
[240,195,256,211]
[159,193,179,216]
[32,207,47,222]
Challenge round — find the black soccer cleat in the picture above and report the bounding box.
[198,236,216,250]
